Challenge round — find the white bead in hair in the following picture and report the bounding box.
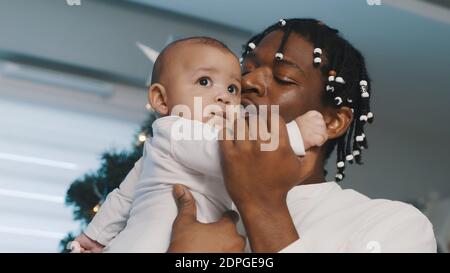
[367,112,374,119]
[334,96,343,105]
[359,115,368,122]
[275,52,284,60]
[356,135,364,142]
[314,57,322,64]
[328,75,335,82]
[335,77,345,84]
[335,173,343,181]
[326,85,334,92]
[360,80,368,86]
[279,19,287,26]
[361,92,370,98]
[352,150,361,156]
[337,161,345,168]
[346,154,354,161]
[248,42,256,50]
[314,48,322,55]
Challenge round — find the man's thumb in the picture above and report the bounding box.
[173,184,197,223]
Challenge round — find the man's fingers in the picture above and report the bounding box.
[173,184,197,224]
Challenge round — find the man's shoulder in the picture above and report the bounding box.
[333,188,431,229]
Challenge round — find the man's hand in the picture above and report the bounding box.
[219,113,318,209]
[167,184,246,253]
[296,110,328,150]
[73,233,104,253]
[218,113,320,252]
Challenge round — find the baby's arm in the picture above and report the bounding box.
[293,110,328,151]
[79,157,144,248]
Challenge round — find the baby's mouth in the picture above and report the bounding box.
[210,110,225,119]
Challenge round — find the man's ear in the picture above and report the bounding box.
[148,83,169,116]
[322,106,353,140]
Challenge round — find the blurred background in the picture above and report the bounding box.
[0,0,449,252]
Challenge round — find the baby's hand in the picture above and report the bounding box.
[69,233,104,253]
[295,110,328,150]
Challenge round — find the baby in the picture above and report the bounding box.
[73,37,327,252]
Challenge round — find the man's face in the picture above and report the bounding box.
[162,43,242,123]
[241,30,326,123]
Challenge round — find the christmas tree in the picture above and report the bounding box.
[59,112,157,252]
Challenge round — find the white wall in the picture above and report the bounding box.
[0,71,147,252]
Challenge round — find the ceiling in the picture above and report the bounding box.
[129,0,450,32]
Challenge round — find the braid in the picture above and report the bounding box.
[242,18,374,182]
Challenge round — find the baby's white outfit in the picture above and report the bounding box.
[102,115,305,252]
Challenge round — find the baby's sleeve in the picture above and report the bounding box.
[83,157,144,246]
[286,121,305,156]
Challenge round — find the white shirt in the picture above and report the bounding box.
[280,182,436,253]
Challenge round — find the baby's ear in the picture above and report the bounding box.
[148,83,169,116]
[322,106,353,140]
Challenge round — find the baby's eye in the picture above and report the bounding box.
[227,84,239,94]
[198,77,212,87]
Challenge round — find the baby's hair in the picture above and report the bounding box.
[151,36,235,85]
[242,19,374,182]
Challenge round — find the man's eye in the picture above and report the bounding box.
[198,77,212,87]
[227,84,239,94]
[275,75,296,85]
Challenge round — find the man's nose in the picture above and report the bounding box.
[242,68,268,97]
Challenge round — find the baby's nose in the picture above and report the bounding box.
[215,91,233,105]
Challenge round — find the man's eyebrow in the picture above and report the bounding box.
[276,58,305,75]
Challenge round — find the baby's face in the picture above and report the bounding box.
[158,43,241,124]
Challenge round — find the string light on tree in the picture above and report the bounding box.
[92,204,100,213]
[138,132,147,142]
